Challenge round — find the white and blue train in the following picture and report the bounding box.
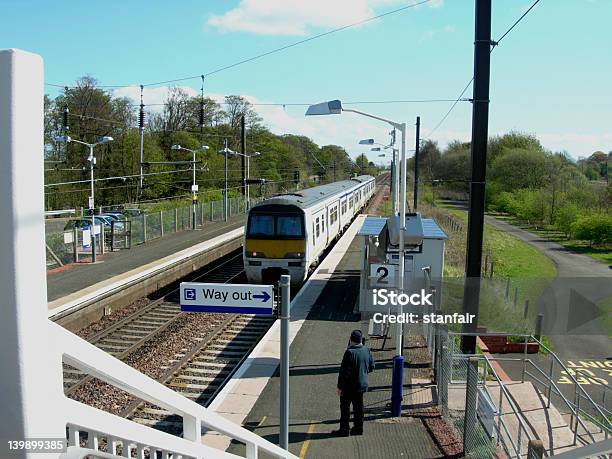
[244,175,376,285]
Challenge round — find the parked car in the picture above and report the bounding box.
[101,213,126,231]
[64,216,109,232]
[119,208,142,218]
[104,211,128,220]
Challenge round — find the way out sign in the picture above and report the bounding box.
[180,282,274,315]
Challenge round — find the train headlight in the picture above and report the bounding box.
[245,251,265,258]
[285,252,304,259]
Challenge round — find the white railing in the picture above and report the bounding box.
[54,323,297,459]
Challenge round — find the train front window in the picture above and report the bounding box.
[248,215,274,237]
[277,215,303,238]
[248,213,304,239]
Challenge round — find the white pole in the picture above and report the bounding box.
[246,156,250,210]
[396,124,407,356]
[192,150,197,230]
[89,144,97,262]
[394,148,400,215]
[0,48,64,451]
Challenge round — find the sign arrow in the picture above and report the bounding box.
[253,291,271,302]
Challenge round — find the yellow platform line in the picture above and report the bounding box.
[299,422,316,458]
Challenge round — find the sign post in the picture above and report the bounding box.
[279,275,290,450]
[180,282,274,315]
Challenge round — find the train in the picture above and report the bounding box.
[243,175,376,285]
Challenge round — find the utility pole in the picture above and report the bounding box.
[138,85,145,196]
[413,116,420,210]
[241,115,246,209]
[461,0,492,354]
[223,138,229,222]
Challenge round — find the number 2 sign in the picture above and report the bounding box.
[370,263,396,287]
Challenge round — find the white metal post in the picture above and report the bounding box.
[279,275,291,450]
[396,123,407,356]
[246,156,251,211]
[89,144,97,262]
[393,148,400,215]
[192,150,197,230]
[0,48,64,453]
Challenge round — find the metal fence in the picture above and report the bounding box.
[434,329,612,458]
[45,196,264,269]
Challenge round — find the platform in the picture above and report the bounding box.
[203,215,444,458]
[48,215,245,326]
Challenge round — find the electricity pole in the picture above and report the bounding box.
[241,115,246,208]
[413,116,420,210]
[138,85,145,195]
[461,0,492,354]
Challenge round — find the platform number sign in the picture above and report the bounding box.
[370,263,396,287]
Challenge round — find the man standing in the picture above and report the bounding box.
[332,329,375,436]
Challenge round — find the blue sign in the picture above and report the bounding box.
[180,282,274,315]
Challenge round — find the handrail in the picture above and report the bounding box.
[447,351,538,457]
[531,336,612,432]
[480,354,540,457]
[53,322,297,459]
[523,363,599,445]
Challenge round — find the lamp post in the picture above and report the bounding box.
[55,135,113,263]
[171,144,210,230]
[359,137,399,215]
[232,151,261,210]
[306,100,409,358]
[219,140,236,222]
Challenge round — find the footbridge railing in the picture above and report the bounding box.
[54,322,296,459]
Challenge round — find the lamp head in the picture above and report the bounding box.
[54,135,71,143]
[251,151,261,157]
[171,144,181,150]
[99,136,114,144]
[359,138,374,145]
[305,99,342,116]
[370,147,381,152]
[198,145,210,151]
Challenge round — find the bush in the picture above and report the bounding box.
[555,202,581,238]
[571,214,612,246]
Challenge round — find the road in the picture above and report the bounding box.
[484,214,612,413]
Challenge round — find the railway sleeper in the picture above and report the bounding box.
[169,382,218,392]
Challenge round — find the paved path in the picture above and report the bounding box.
[225,236,443,459]
[46,215,245,302]
[484,215,612,412]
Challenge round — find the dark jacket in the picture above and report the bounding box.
[337,343,375,393]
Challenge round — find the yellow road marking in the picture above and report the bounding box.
[257,416,267,427]
[299,422,316,459]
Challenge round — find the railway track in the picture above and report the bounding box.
[123,312,274,433]
[63,251,246,396]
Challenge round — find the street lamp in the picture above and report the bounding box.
[360,137,399,215]
[218,140,237,222]
[54,135,113,262]
[232,151,261,210]
[306,100,410,394]
[170,144,209,230]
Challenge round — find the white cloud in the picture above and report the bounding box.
[206,0,442,36]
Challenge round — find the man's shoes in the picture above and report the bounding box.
[350,428,363,436]
[331,429,350,437]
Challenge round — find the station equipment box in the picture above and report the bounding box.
[357,213,447,315]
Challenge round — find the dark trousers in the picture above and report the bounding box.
[339,391,364,432]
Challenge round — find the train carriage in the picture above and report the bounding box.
[244,175,376,285]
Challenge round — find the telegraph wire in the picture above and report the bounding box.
[423,0,543,140]
[45,0,431,89]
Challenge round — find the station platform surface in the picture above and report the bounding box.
[47,215,245,303]
[206,216,444,458]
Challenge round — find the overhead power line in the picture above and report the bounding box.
[45,0,431,89]
[423,0,543,140]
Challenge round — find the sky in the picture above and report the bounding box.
[1,0,611,164]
